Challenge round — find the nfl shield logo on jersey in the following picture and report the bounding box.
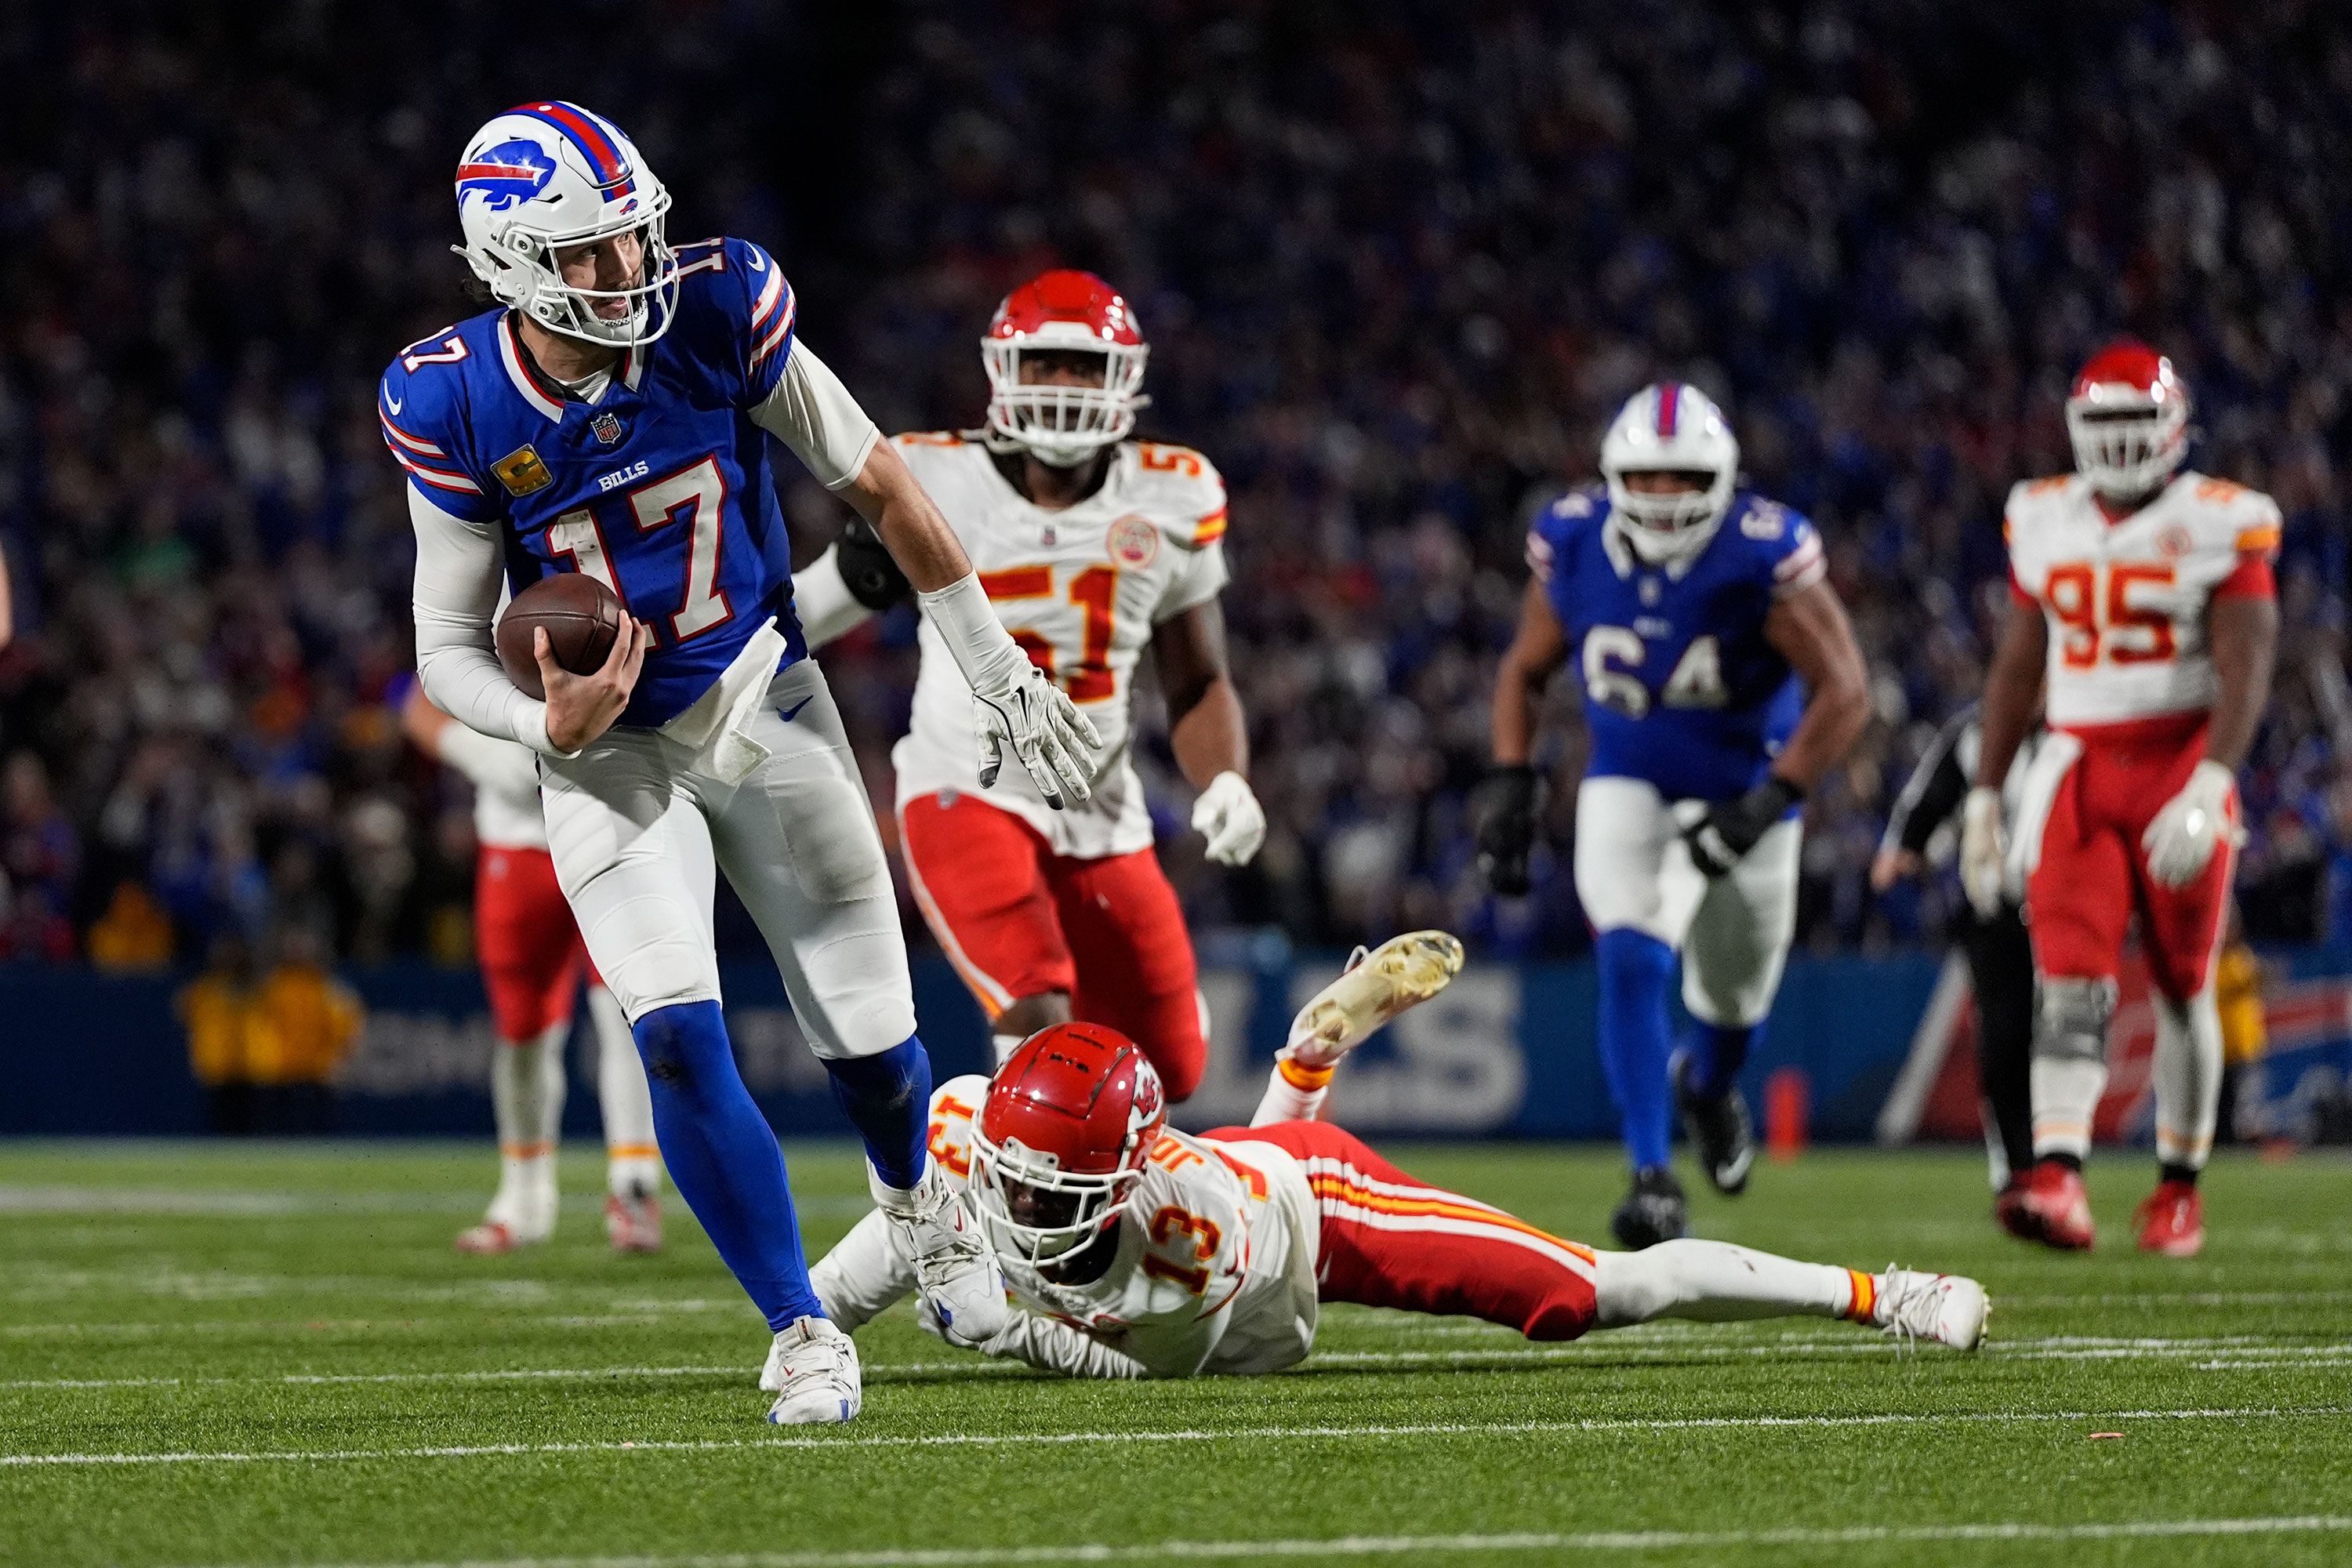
[591,411,626,447]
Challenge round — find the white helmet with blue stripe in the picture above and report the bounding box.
[1600,382,1740,564]
[452,102,679,348]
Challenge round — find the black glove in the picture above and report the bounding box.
[1683,775,1803,877]
[1476,765,1545,896]
[837,514,913,611]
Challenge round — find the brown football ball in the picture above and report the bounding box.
[495,574,625,699]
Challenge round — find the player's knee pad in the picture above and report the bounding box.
[2032,976,2116,1064]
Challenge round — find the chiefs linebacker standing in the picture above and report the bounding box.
[1964,342,2279,1256]
[793,270,1281,1102]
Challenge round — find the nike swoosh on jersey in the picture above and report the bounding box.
[778,695,815,724]
[384,385,403,414]
[747,248,768,271]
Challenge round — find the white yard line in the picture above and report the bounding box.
[9,1334,2344,1392]
[0,1186,874,1221]
[168,1515,2352,1566]
[8,1403,2342,1469]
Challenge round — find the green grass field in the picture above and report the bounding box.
[0,1140,2346,1568]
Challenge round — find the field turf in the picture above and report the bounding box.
[0,1140,2345,1567]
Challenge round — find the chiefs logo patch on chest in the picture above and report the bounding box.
[1108,515,1160,568]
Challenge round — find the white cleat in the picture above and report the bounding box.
[889,1164,1010,1348]
[1284,930,1467,1071]
[764,1316,861,1425]
[1874,1268,1990,1351]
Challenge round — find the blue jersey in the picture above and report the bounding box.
[381,237,804,727]
[1529,486,1825,802]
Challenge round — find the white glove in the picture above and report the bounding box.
[2143,759,2238,888]
[919,573,1104,811]
[1958,786,2009,919]
[1191,771,1266,866]
[974,665,1102,810]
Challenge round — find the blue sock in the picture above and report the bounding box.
[632,1001,819,1331]
[823,1036,933,1191]
[1682,1021,1759,1099]
[1595,929,1676,1171]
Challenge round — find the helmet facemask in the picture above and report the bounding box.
[967,1124,1145,1265]
[982,332,1149,467]
[464,195,681,350]
[2066,394,2187,500]
[1604,466,1735,564]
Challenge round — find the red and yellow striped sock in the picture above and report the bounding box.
[1844,1269,1879,1323]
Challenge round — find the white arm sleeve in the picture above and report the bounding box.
[750,339,883,492]
[808,1209,917,1333]
[982,1315,1151,1381]
[432,721,543,800]
[791,546,880,652]
[408,487,567,757]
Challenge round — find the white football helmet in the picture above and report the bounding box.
[452,102,679,349]
[1600,382,1740,564]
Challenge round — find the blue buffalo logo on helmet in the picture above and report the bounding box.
[455,139,558,213]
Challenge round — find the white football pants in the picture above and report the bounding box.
[1573,775,1800,1028]
[539,659,916,1059]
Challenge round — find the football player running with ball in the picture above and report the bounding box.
[804,943,1986,1389]
[1480,385,1869,1247]
[1964,342,2279,1257]
[388,103,1104,1423]
[791,270,1260,1102]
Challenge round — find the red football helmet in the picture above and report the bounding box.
[968,1022,1166,1262]
[2067,339,2190,498]
[982,269,1149,467]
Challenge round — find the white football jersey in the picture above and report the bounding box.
[2003,470,2281,730]
[890,434,1231,858]
[815,1076,1322,1378]
[434,728,547,850]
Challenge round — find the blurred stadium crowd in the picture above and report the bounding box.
[2,1,2348,971]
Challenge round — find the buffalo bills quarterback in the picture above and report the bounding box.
[387,103,1103,1424]
[1481,384,1870,1247]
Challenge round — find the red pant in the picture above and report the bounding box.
[476,845,600,1041]
[2027,715,2234,1002]
[1209,1120,1599,1341]
[900,792,1205,1100]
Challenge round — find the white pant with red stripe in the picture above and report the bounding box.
[1207,1120,1875,1341]
[1205,1121,1601,1338]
